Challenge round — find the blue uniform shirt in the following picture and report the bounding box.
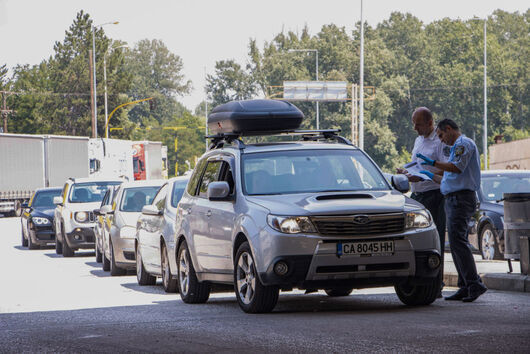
[440,135,481,195]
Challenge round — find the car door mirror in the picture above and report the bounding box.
[21,203,29,209]
[100,205,114,215]
[93,208,101,216]
[53,196,63,205]
[208,181,232,201]
[391,174,410,194]
[142,204,163,216]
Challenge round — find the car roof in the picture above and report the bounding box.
[482,170,530,176]
[169,176,190,183]
[216,141,358,155]
[35,187,62,193]
[119,179,166,189]
[70,177,124,184]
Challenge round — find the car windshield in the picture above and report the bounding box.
[171,180,189,208]
[69,182,122,203]
[481,175,530,202]
[242,149,389,195]
[31,190,62,208]
[120,186,161,212]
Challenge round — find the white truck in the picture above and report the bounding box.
[89,138,134,181]
[0,133,89,216]
[132,141,164,180]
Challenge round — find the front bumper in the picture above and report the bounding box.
[255,225,441,289]
[29,224,56,245]
[112,236,136,269]
[65,227,96,249]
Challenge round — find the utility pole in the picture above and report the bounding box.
[89,50,96,138]
[359,0,364,150]
[1,91,13,133]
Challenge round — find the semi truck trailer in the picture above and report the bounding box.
[0,133,89,216]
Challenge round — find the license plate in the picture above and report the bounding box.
[337,240,394,256]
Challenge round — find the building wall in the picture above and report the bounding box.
[489,138,530,170]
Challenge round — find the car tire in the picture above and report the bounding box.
[21,226,28,247]
[234,242,279,313]
[95,242,103,263]
[394,274,440,306]
[102,243,110,271]
[110,239,126,276]
[162,243,177,293]
[27,230,39,250]
[177,240,210,303]
[62,238,75,257]
[479,224,503,260]
[325,288,353,297]
[14,200,22,217]
[136,244,156,285]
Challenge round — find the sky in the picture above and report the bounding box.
[1,0,528,112]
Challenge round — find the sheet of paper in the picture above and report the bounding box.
[403,161,432,181]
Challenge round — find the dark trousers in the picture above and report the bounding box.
[411,189,446,257]
[445,191,481,289]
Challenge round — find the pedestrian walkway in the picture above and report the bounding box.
[443,252,529,292]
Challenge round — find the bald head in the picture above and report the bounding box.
[412,107,434,137]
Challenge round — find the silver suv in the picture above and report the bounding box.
[173,100,442,313]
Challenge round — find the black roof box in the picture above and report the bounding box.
[207,99,304,136]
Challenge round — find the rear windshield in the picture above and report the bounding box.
[31,190,62,208]
[481,175,530,202]
[120,186,161,212]
[170,180,189,208]
[69,182,122,203]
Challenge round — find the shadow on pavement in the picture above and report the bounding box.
[121,282,168,295]
[13,245,28,251]
[44,252,62,258]
[85,261,100,268]
[89,269,112,278]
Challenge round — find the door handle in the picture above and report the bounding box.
[206,210,212,217]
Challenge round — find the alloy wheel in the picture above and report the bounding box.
[481,228,496,260]
[236,251,256,305]
[179,249,190,296]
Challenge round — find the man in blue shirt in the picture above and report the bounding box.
[417,118,487,302]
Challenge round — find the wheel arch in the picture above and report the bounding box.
[232,232,249,265]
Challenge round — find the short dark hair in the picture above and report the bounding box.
[412,107,433,123]
[437,119,459,131]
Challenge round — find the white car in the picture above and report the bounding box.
[53,178,123,257]
[99,180,164,276]
[135,176,189,291]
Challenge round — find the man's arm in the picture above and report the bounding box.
[416,153,461,173]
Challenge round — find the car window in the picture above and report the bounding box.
[198,161,222,198]
[120,186,161,212]
[31,190,62,208]
[69,182,122,203]
[187,158,208,196]
[152,183,169,211]
[218,162,235,195]
[481,175,530,202]
[171,179,189,208]
[242,149,389,195]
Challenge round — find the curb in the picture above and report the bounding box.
[444,272,530,293]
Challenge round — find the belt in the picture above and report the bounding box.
[445,189,474,197]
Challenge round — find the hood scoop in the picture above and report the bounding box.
[316,194,373,201]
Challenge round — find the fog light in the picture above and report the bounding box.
[74,234,81,240]
[75,228,81,232]
[428,254,440,269]
[274,261,289,276]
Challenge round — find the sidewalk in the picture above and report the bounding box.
[443,253,530,292]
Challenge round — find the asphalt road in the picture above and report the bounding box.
[1,216,529,353]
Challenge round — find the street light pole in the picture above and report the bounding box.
[91,21,119,139]
[104,45,128,138]
[471,17,488,169]
[288,49,319,129]
[359,0,364,150]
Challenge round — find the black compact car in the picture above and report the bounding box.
[21,187,63,249]
[469,170,530,260]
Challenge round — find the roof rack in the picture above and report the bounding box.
[206,129,353,150]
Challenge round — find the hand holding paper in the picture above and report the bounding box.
[416,153,435,166]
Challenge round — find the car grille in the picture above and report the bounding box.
[311,213,405,237]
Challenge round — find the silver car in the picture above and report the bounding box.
[173,137,442,313]
[99,180,164,276]
[135,176,189,291]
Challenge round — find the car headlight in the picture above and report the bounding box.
[75,211,88,222]
[267,215,317,234]
[32,217,51,225]
[405,209,432,229]
[119,226,137,239]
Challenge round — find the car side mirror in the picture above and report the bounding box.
[100,205,114,215]
[391,174,410,194]
[142,204,163,216]
[208,181,232,201]
[53,196,63,205]
[21,203,29,209]
[93,208,101,216]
